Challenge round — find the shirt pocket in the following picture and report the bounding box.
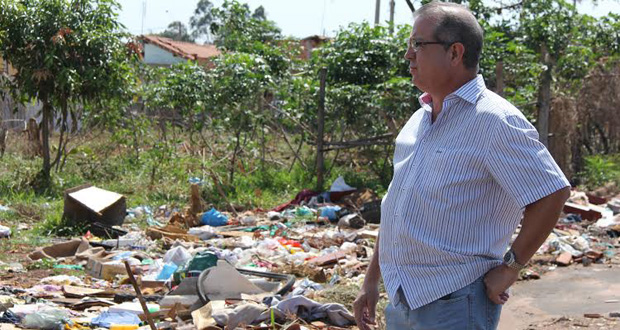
[421,147,486,191]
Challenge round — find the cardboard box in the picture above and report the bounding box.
[86,258,128,280]
[63,184,126,226]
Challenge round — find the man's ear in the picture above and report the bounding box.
[451,42,466,67]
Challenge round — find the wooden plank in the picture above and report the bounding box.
[357,230,379,240]
[62,285,107,298]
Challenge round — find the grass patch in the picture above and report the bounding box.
[0,128,391,237]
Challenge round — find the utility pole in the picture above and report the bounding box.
[389,0,395,34]
[141,0,146,35]
[375,0,381,26]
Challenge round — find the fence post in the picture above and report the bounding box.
[316,67,327,191]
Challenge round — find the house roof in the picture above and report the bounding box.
[139,35,221,62]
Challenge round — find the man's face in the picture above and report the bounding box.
[404,16,452,94]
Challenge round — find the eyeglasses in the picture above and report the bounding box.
[406,38,455,52]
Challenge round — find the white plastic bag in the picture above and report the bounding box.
[163,246,192,266]
[21,307,69,330]
[188,225,217,240]
[330,176,356,192]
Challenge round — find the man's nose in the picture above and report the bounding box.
[404,47,416,61]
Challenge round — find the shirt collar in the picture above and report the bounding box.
[417,74,486,107]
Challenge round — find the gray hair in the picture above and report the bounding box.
[414,2,484,71]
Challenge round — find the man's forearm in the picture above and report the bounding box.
[511,187,571,264]
[363,234,381,288]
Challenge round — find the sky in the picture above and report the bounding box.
[117,0,620,39]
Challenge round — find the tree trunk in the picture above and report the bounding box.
[536,43,552,147]
[53,99,68,171]
[495,60,504,96]
[0,128,6,158]
[41,100,52,181]
[229,128,242,185]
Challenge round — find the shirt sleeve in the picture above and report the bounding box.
[485,113,570,208]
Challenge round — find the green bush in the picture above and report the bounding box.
[579,154,620,190]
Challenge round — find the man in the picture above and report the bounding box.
[353,2,570,330]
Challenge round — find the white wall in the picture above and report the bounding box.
[143,43,184,66]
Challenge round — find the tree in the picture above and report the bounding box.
[190,0,215,42]
[252,5,266,20]
[0,0,136,185]
[203,0,281,51]
[190,0,272,44]
[158,21,194,42]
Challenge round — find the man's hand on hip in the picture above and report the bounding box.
[483,264,519,305]
[353,284,379,330]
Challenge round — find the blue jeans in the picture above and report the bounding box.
[385,276,502,330]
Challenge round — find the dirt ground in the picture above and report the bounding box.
[499,263,620,330]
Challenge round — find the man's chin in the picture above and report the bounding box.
[411,76,423,90]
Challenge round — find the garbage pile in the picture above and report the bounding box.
[518,190,620,280]
[0,177,383,330]
[1,181,619,329]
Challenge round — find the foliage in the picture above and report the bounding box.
[579,154,620,189]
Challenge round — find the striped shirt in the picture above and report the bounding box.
[378,75,569,309]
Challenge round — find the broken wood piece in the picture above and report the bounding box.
[124,260,157,330]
